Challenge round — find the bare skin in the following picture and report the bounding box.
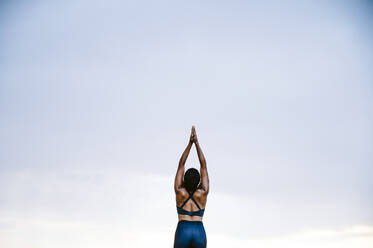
[174,126,209,221]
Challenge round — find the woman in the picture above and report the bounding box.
[174,126,209,248]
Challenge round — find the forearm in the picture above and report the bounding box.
[178,140,193,167]
[194,141,206,167]
[195,140,209,193]
[175,141,192,192]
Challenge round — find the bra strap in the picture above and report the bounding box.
[179,195,192,208]
[179,189,201,210]
[190,196,201,210]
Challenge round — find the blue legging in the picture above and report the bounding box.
[174,220,207,248]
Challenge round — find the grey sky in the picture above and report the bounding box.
[1,0,373,247]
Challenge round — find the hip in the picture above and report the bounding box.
[174,220,207,247]
[175,220,206,233]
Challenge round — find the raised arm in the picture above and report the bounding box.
[193,127,209,194]
[174,128,195,193]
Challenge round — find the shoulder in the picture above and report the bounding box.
[175,187,188,197]
[195,188,208,198]
[175,187,188,205]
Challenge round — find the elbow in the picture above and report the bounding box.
[202,185,209,194]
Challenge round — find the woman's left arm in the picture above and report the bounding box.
[174,127,195,193]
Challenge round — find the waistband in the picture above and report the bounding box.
[178,220,203,224]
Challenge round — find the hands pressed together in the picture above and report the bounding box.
[189,125,198,144]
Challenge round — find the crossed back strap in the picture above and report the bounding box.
[179,189,201,210]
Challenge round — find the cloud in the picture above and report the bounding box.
[1,213,372,248]
[0,0,373,246]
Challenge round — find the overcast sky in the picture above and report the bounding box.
[1,0,373,247]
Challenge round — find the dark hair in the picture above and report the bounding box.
[183,168,200,193]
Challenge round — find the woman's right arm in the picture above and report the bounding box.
[194,128,209,194]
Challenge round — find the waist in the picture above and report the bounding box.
[178,220,203,225]
[178,214,203,222]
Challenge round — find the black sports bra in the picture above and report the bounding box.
[176,190,205,217]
